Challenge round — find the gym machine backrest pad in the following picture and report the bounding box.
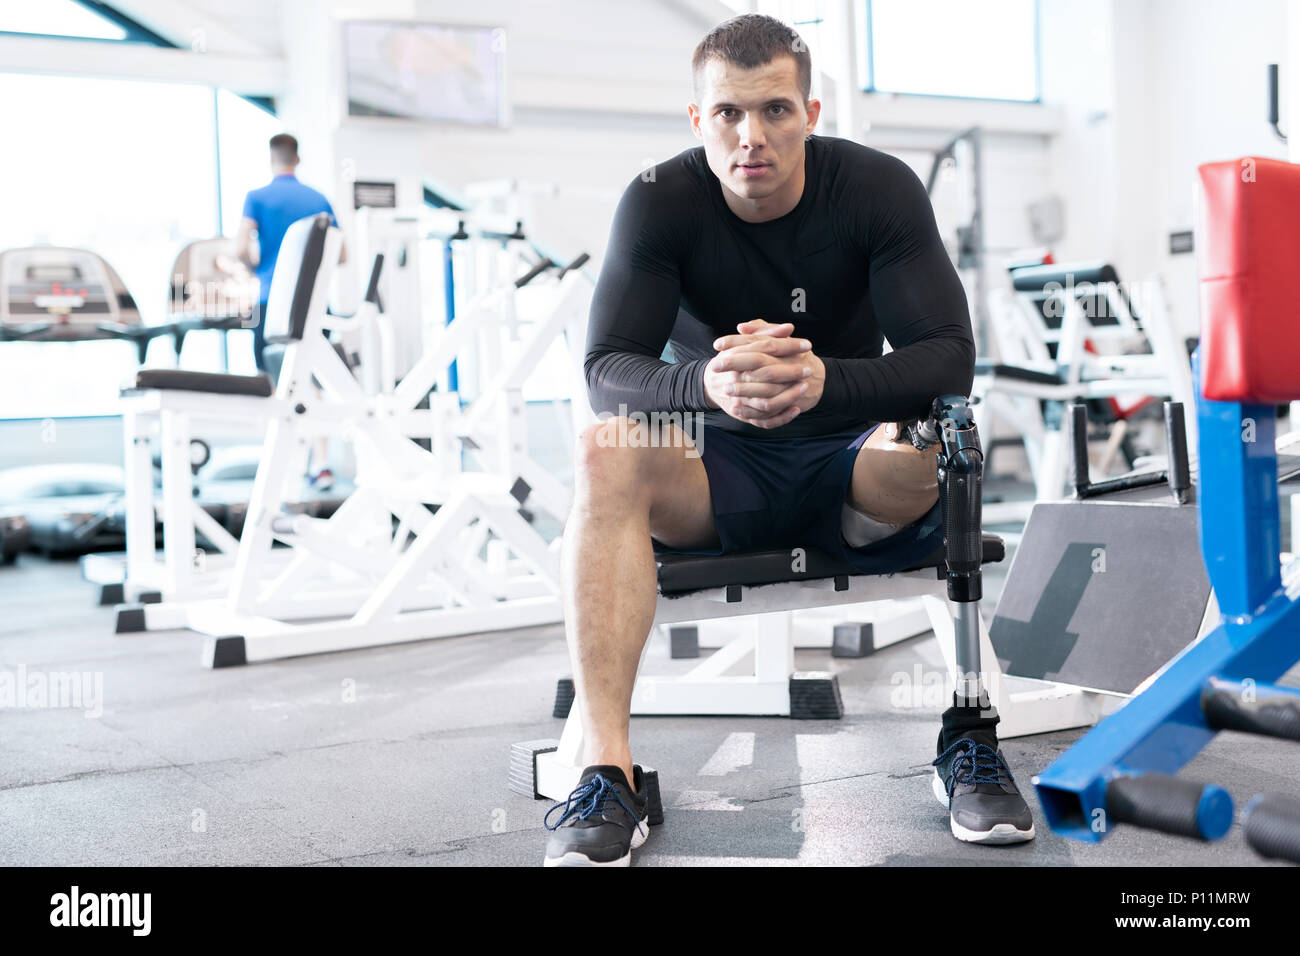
[1009,261,1127,334]
[263,213,335,345]
[1006,261,1153,368]
[1197,157,1300,403]
[0,246,140,339]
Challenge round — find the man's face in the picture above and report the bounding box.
[689,55,819,209]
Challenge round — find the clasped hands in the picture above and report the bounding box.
[704,318,825,429]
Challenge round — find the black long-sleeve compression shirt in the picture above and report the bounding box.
[584,134,975,438]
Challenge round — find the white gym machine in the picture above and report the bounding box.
[102,372,277,606]
[976,261,1197,524]
[82,237,280,606]
[118,212,594,667]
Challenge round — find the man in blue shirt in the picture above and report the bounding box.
[234,133,345,371]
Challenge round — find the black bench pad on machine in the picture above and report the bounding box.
[130,369,274,398]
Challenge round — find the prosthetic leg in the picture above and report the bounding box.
[893,395,990,710]
[910,394,1036,843]
[930,396,989,711]
[841,396,992,709]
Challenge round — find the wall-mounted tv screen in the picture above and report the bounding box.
[344,21,506,126]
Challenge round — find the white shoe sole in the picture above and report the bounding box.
[543,817,650,867]
[932,769,1036,845]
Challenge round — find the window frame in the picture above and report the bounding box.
[860,0,1043,105]
[0,0,170,45]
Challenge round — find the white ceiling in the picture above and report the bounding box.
[113,0,285,57]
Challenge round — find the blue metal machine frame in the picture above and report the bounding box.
[1033,357,1300,842]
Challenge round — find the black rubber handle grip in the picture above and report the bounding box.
[363,254,384,305]
[1070,403,1090,494]
[1268,63,1281,126]
[1106,773,1232,840]
[515,258,554,288]
[1243,792,1300,863]
[1201,677,1300,741]
[1078,471,1168,499]
[1164,401,1190,502]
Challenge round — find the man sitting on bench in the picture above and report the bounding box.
[543,13,1035,866]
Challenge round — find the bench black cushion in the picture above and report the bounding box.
[656,534,1005,596]
[1009,262,1119,293]
[131,369,274,398]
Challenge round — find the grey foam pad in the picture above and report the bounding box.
[989,500,1210,693]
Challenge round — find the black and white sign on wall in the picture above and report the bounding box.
[353,181,398,210]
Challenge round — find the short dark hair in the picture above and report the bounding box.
[691,13,812,105]
[269,133,299,166]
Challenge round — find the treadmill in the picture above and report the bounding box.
[0,246,178,555]
[0,246,177,361]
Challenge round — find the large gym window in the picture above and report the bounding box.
[866,0,1040,102]
[0,72,285,420]
[0,0,128,41]
[754,0,1040,103]
[217,90,281,237]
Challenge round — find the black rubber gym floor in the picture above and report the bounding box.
[1,549,1295,867]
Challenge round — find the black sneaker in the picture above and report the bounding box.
[543,765,650,867]
[932,737,1035,844]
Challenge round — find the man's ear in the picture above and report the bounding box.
[803,97,822,137]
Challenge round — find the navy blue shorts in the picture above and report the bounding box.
[652,422,943,575]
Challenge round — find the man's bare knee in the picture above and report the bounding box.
[577,416,689,473]
[574,417,660,506]
[573,417,713,541]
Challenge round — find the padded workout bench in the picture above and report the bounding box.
[512,527,1119,804]
[632,538,1004,718]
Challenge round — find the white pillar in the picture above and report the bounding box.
[825,0,859,141]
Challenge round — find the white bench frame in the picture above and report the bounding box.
[533,561,1124,803]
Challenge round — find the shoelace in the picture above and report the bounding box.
[544,773,639,831]
[932,737,1013,794]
